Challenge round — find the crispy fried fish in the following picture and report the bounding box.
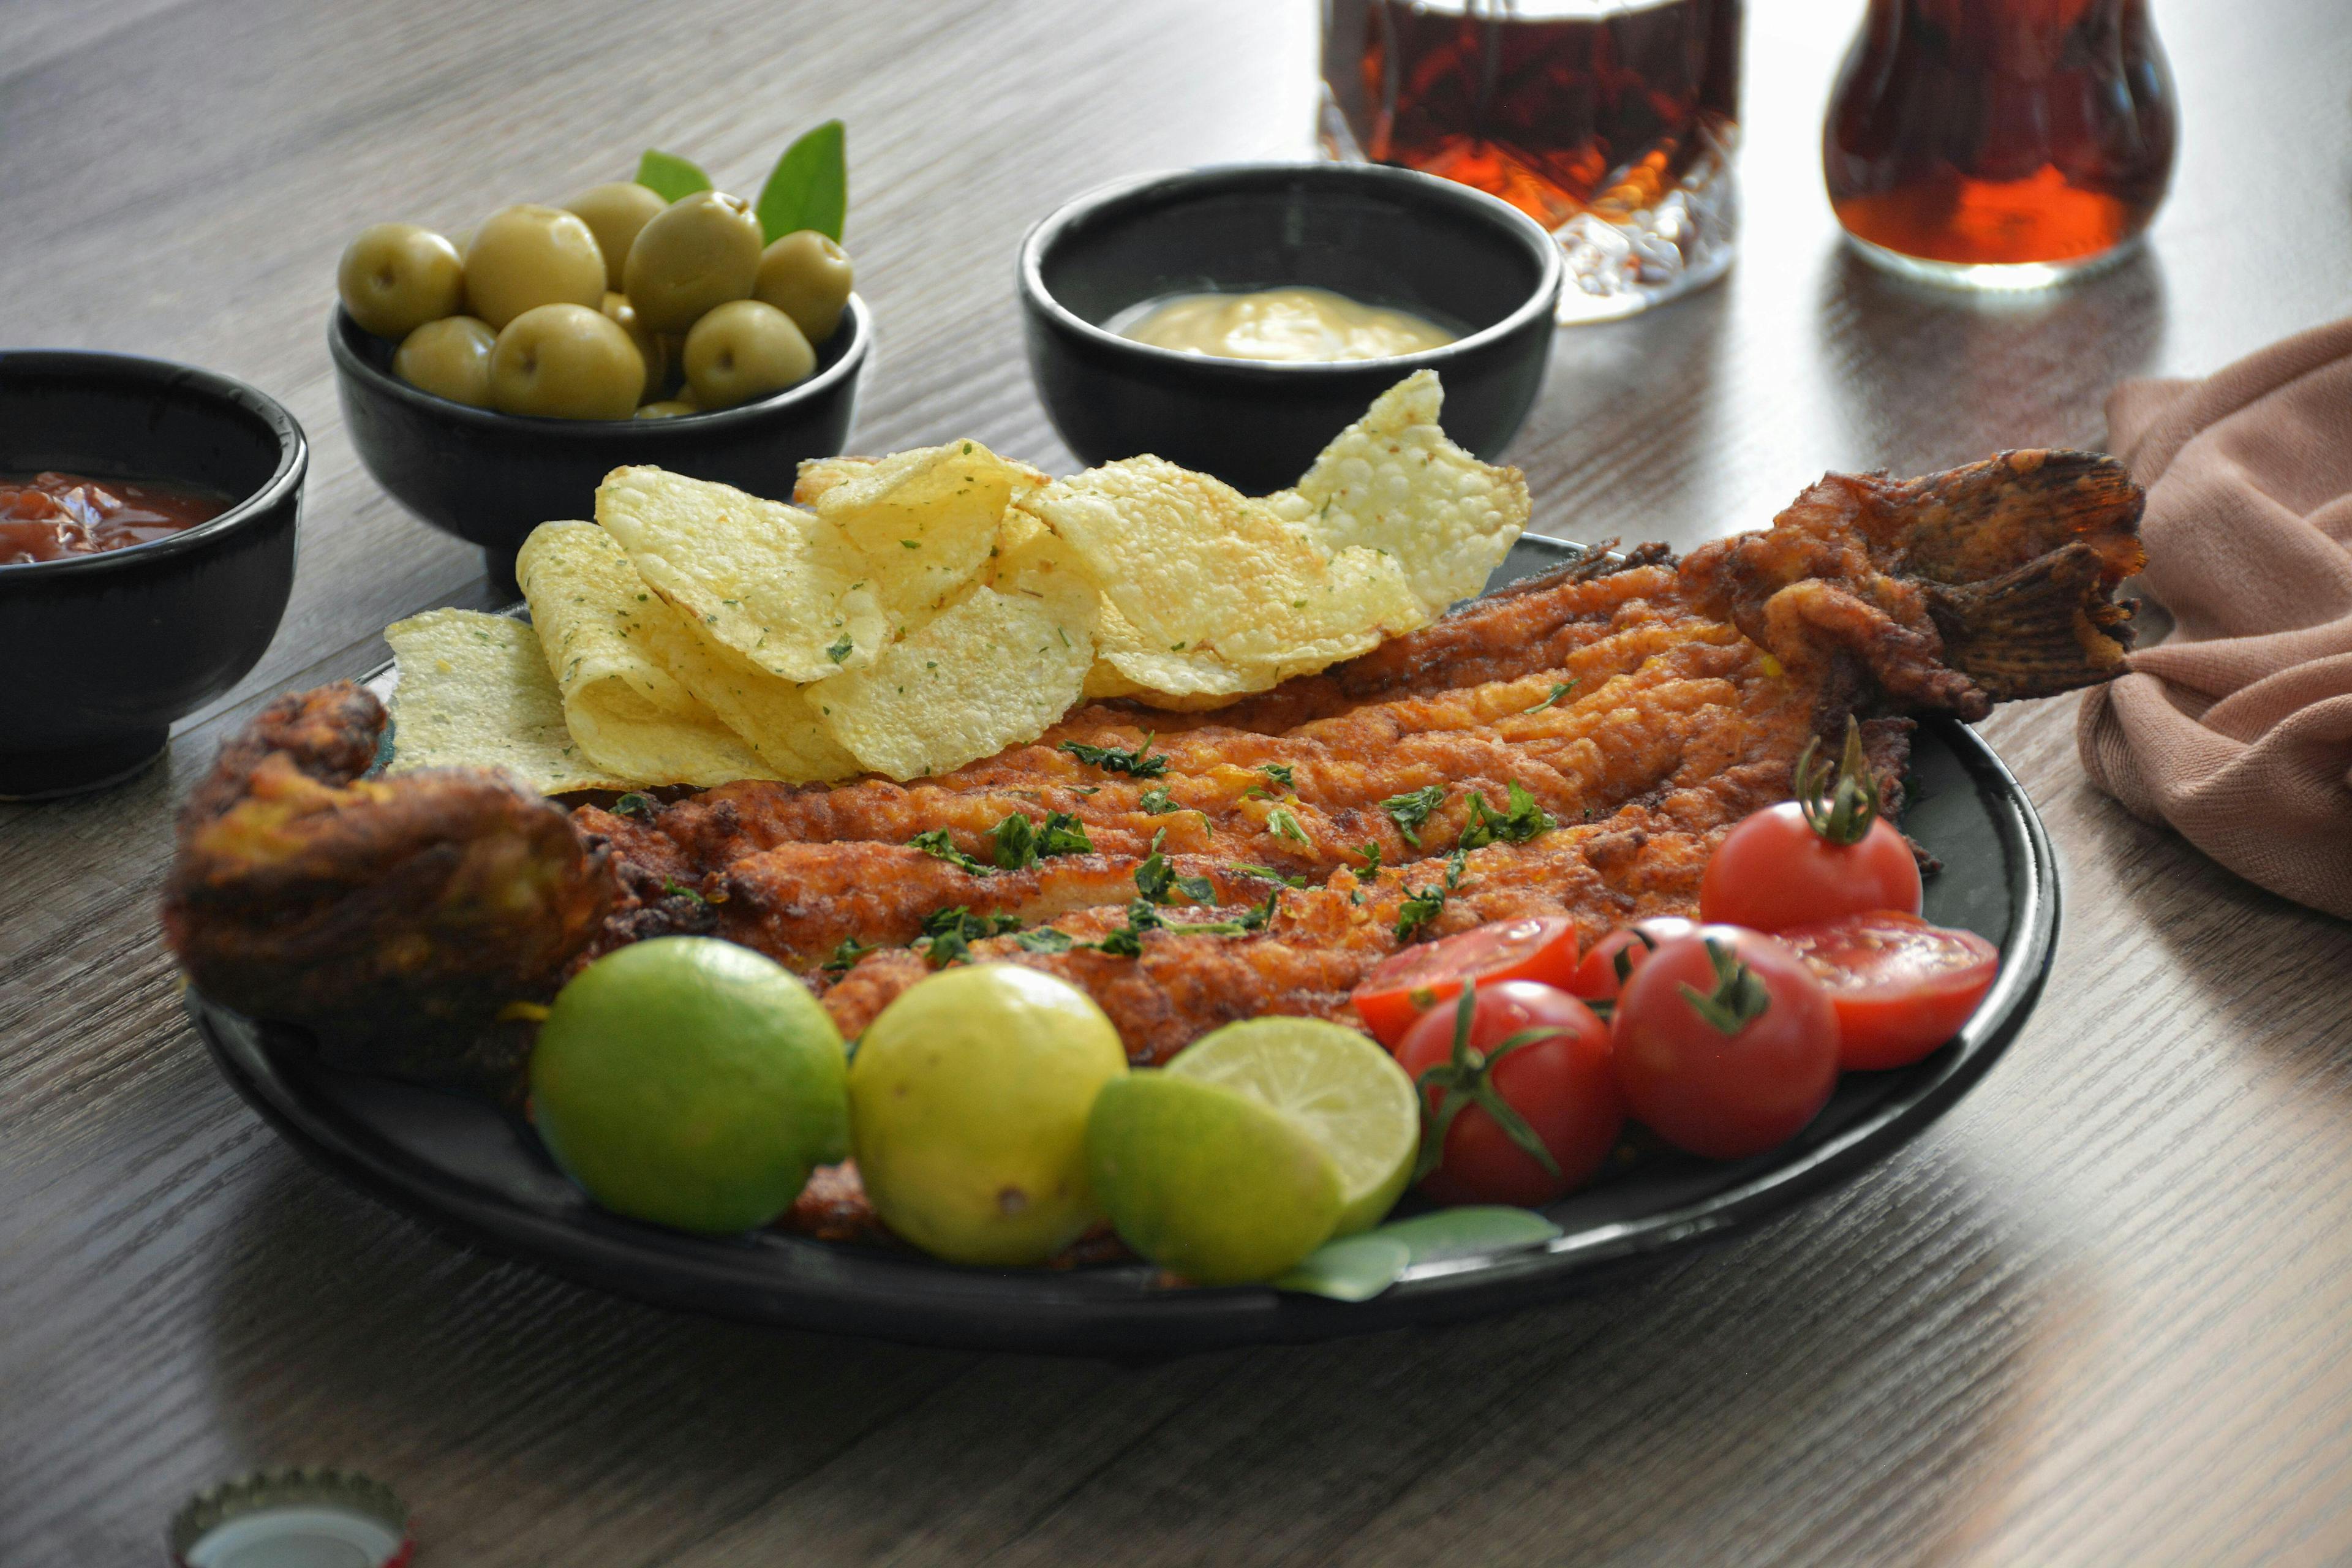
[165,450,2141,1109]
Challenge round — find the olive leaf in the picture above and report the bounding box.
[1273,1207,1564,1301]
[757,119,848,243]
[636,149,713,203]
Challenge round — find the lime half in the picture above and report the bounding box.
[1166,1017,1419,1235]
[1086,1073,1343,1285]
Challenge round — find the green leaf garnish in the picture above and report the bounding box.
[1060,735,1167,777]
[1231,863,1306,889]
[1139,785,1178,815]
[635,149,713,203]
[1014,927,1075,954]
[821,936,877,976]
[611,791,655,819]
[756,119,847,243]
[826,633,854,664]
[907,828,990,876]
[1392,848,1465,943]
[1258,761,1295,790]
[1457,782,1557,850]
[1267,807,1310,847]
[1373,1205,1564,1264]
[914,905,1023,968]
[1524,679,1576,714]
[1380,785,1446,849]
[1275,1233,1414,1302]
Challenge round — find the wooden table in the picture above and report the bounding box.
[8,2,2351,1561]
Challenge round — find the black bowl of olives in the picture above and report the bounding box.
[1020,162,1562,494]
[329,172,868,593]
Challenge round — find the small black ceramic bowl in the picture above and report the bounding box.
[330,293,871,592]
[0,350,305,798]
[1019,163,1562,494]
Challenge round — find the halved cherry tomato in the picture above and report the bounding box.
[1776,911,1998,1070]
[1567,916,1698,1010]
[1351,914,1580,1047]
[1392,979,1621,1205]
[1611,925,1840,1159]
[1700,804,1920,932]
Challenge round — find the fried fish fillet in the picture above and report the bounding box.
[165,450,2141,1115]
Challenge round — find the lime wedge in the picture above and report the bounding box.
[1086,1072,1343,1285]
[1166,1017,1419,1235]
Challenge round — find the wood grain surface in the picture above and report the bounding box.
[7,2,2352,1563]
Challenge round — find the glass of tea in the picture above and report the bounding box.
[1824,0,2177,288]
[1319,0,1744,324]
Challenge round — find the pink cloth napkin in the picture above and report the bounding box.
[2077,318,2352,920]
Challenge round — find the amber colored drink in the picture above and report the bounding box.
[1823,0,2176,279]
[1321,0,1743,320]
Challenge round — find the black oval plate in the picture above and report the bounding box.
[187,537,2058,1356]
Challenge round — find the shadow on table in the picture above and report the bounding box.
[198,1128,2067,1564]
[1815,242,2169,464]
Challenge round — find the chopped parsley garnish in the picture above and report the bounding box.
[1014,927,1076,954]
[1357,842,1383,876]
[1232,863,1306,888]
[1139,785,1178,815]
[914,905,1024,967]
[1458,782,1557,850]
[989,809,1093,869]
[907,828,991,876]
[1393,848,1466,943]
[821,936,878,975]
[611,791,655,819]
[1524,679,1577,714]
[1059,734,1167,777]
[826,633,854,663]
[1267,806,1310,847]
[1135,850,1215,907]
[660,876,707,908]
[1380,785,1447,848]
[1258,761,1295,789]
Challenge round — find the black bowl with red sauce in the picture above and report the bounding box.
[0,350,305,798]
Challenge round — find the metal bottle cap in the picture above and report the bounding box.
[167,1468,412,1568]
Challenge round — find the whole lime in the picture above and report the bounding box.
[530,937,848,1234]
[848,965,1127,1266]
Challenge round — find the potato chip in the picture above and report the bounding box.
[1268,369,1529,615]
[1015,454,1425,671]
[817,536,1096,779]
[640,607,864,782]
[597,466,886,682]
[385,609,630,794]
[1090,597,1273,703]
[808,439,1047,626]
[516,521,778,785]
[792,454,876,507]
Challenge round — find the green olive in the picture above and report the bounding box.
[488,304,646,420]
[338,223,465,340]
[601,292,668,394]
[623,190,763,333]
[683,299,815,409]
[393,315,498,407]
[463,205,607,330]
[565,183,668,290]
[633,398,701,420]
[753,230,854,345]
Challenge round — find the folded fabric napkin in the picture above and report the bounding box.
[2077,317,2352,920]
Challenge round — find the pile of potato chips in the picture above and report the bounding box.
[388,371,1528,791]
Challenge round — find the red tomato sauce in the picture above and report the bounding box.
[0,470,232,565]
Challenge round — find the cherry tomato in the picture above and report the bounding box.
[1699,802,1921,932]
[1351,914,1580,1047]
[1566,916,1698,1009]
[1392,979,1622,1206]
[1776,911,1999,1071]
[1611,925,1840,1159]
